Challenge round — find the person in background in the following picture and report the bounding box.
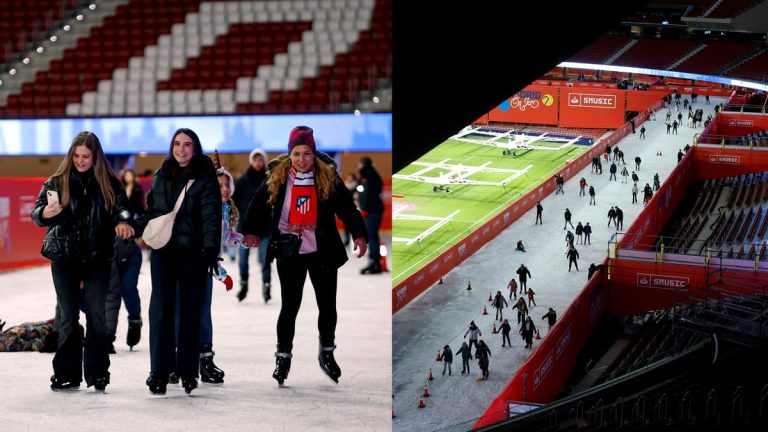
[358,156,384,275]
[117,168,145,351]
[441,344,453,376]
[135,128,221,396]
[240,126,368,385]
[456,342,472,375]
[232,148,272,303]
[542,308,557,330]
[31,131,134,392]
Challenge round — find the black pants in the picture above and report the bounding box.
[468,338,478,356]
[502,333,511,347]
[535,213,542,224]
[51,259,111,384]
[365,211,382,261]
[149,250,206,378]
[569,258,579,271]
[462,358,470,373]
[495,307,503,321]
[276,253,338,353]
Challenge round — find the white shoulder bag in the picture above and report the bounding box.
[142,179,194,249]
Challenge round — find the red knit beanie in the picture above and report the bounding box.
[288,126,316,153]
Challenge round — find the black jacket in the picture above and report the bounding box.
[31,170,131,262]
[232,166,267,228]
[358,164,384,214]
[241,152,367,269]
[135,156,221,253]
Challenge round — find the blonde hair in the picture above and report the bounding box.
[267,156,336,205]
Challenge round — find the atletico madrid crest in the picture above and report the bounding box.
[296,196,311,214]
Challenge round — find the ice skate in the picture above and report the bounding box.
[273,352,292,385]
[182,377,198,394]
[126,315,142,350]
[50,375,80,392]
[318,345,341,384]
[237,280,248,302]
[262,282,271,304]
[87,375,109,392]
[146,373,168,395]
[200,344,224,384]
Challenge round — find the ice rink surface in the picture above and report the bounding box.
[0,240,392,432]
[393,98,725,431]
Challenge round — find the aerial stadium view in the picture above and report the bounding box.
[393,1,768,431]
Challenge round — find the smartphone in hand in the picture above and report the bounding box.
[46,190,59,206]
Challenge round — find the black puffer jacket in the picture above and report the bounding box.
[134,156,221,252]
[241,152,367,269]
[31,170,132,262]
[232,166,267,231]
[358,163,384,214]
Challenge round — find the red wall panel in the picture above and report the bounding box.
[0,178,48,270]
[559,88,627,128]
[626,90,666,112]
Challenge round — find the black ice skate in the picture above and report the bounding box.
[318,345,341,384]
[182,377,198,394]
[200,345,224,384]
[50,375,80,392]
[360,261,382,275]
[87,375,110,392]
[146,373,168,395]
[273,352,292,385]
[262,282,271,304]
[126,315,142,350]
[237,280,248,302]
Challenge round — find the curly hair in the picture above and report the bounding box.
[267,156,336,204]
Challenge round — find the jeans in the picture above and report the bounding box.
[51,259,111,383]
[275,253,338,353]
[118,246,143,316]
[442,361,452,375]
[364,211,382,260]
[238,238,271,285]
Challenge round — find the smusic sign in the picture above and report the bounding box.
[567,93,616,109]
[637,273,690,290]
[708,155,740,165]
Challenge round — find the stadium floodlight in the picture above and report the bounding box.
[36,47,44,53]
[76,14,83,21]
[50,35,58,42]
[0,80,4,86]
[63,25,70,31]
[89,4,96,10]
[22,58,29,64]
[9,68,16,75]
[354,109,361,116]
[373,96,380,103]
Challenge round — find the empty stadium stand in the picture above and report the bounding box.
[0,0,391,117]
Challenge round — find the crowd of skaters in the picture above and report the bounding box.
[422,92,723,402]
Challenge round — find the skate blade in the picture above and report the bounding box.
[51,387,80,392]
[319,365,339,384]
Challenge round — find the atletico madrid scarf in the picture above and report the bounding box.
[287,167,318,232]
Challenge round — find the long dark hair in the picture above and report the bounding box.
[50,131,117,208]
[163,128,207,180]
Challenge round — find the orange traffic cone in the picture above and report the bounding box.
[428,368,434,381]
[535,329,542,340]
[438,276,444,285]
[436,350,442,361]
[492,323,498,334]
[482,306,488,315]
[422,385,430,397]
[467,281,472,290]
[488,292,493,301]
[418,396,426,408]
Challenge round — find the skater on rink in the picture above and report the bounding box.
[492,291,508,321]
[31,131,134,392]
[456,342,473,374]
[240,126,368,385]
[464,321,482,355]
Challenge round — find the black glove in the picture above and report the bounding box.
[202,247,222,276]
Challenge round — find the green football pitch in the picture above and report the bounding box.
[392,138,590,287]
